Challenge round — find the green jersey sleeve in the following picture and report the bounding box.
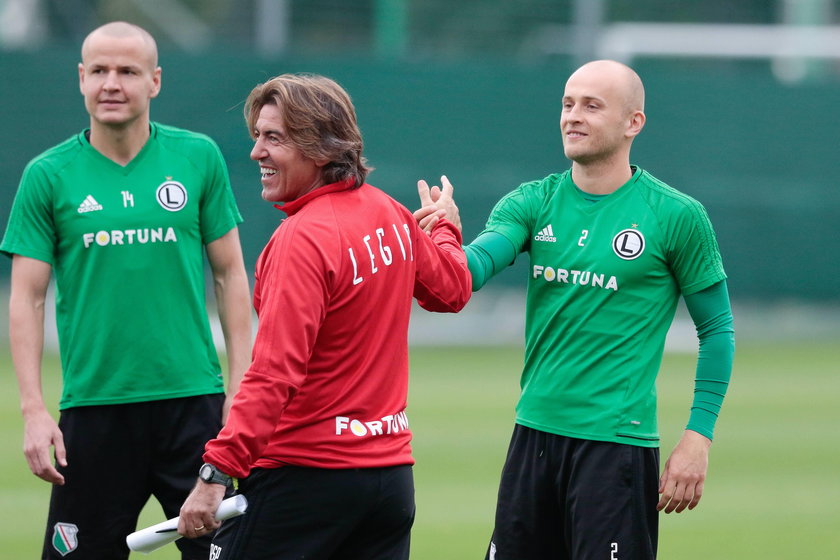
[1,157,61,263]
[467,176,564,290]
[683,279,735,440]
[661,194,727,296]
[464,231,519,291]
[482,180,546,252]
[195,136,243,244]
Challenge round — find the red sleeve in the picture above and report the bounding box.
[204,217,330,478]
[412,218,472,312]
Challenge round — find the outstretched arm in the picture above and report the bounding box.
[463,232,518,291]
[414,175,524,291]
[658,280,734,513]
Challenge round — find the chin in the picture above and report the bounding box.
[563,149,584,161]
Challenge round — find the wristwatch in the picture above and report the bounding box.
[198,462,232,486]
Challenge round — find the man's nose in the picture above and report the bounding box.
[103,70,120,90]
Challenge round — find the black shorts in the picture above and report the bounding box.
[211,465,415,560]
[486,424,660,560]
[43,394,224,560]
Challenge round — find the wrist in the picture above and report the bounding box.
[198,462,233,487]
[683,429,713,447]
[20,400,49,418]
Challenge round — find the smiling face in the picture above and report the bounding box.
[250,103,326,203]
[560,60,645,166]
[78,25,160,131]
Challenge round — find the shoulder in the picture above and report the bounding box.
[493,171,567,211]
[356,183,406,210]
[634,169,710,218]
[289,183,408,237]
[516,171,566,197]
[151,122,224,158]
[23,133,86,177]
[321,182,403,213]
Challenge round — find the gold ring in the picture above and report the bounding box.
[194,525,205,531]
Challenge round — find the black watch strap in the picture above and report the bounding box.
[199,462,232,486]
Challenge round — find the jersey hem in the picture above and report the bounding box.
[59,388,225,410]
[202,220,242,246]
[515,419,660,448]
[0,244,54,264]
[681,272,727,296]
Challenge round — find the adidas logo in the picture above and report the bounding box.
[534,224,556,243]
[77,195,103,214]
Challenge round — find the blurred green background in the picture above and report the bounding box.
[2,0,839,300]
[2,1,840,558]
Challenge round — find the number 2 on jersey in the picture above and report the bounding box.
[578,229,589,246]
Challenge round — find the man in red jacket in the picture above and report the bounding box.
[177,73,472,560]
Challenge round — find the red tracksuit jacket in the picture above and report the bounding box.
[204,180,471,477]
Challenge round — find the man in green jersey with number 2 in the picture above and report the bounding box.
[417,60,734,559]
[2,22,252,559]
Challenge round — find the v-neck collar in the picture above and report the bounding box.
[564,165,642,213]
[80,122,156,174]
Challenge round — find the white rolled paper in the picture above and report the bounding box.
[126,494,248,554]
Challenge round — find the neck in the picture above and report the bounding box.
[88,118,151,166]
[570,153,633,195]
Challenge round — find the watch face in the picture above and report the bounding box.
[200,464,212,481]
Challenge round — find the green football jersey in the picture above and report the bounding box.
[1,123,243,409]
[482,166,726,447]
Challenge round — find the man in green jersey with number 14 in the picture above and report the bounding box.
[416,60,734,559]
[1,22,252,560]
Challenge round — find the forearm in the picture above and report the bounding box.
[464,231,519,291]
[9,256,52,417]
[206,229,253,397]
[214,267,252,397]
[414,218,471,312]
[10,296,47,415]
[684,280,735,440]
[686,331,734,439]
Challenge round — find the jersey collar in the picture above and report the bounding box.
[274,178,357,216]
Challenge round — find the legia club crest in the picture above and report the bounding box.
[52,522,79,556]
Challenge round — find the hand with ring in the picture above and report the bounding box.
[177,479,227,538]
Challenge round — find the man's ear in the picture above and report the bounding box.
[626,110,645,138]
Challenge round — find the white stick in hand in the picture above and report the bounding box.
[126,495,248,554]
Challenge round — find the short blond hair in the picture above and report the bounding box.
[81,21,158,68]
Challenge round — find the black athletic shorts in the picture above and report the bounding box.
[210,465,415,560]
[486,424,660,560]
[43,394,224,560]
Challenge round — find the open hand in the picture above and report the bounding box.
[413,175,461,234]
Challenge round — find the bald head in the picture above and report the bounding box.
[81,21,158,69]
[567,60,644,115]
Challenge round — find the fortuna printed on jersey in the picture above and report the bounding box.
[52,522,79,556]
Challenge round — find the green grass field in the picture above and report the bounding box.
[1,342,839,559]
